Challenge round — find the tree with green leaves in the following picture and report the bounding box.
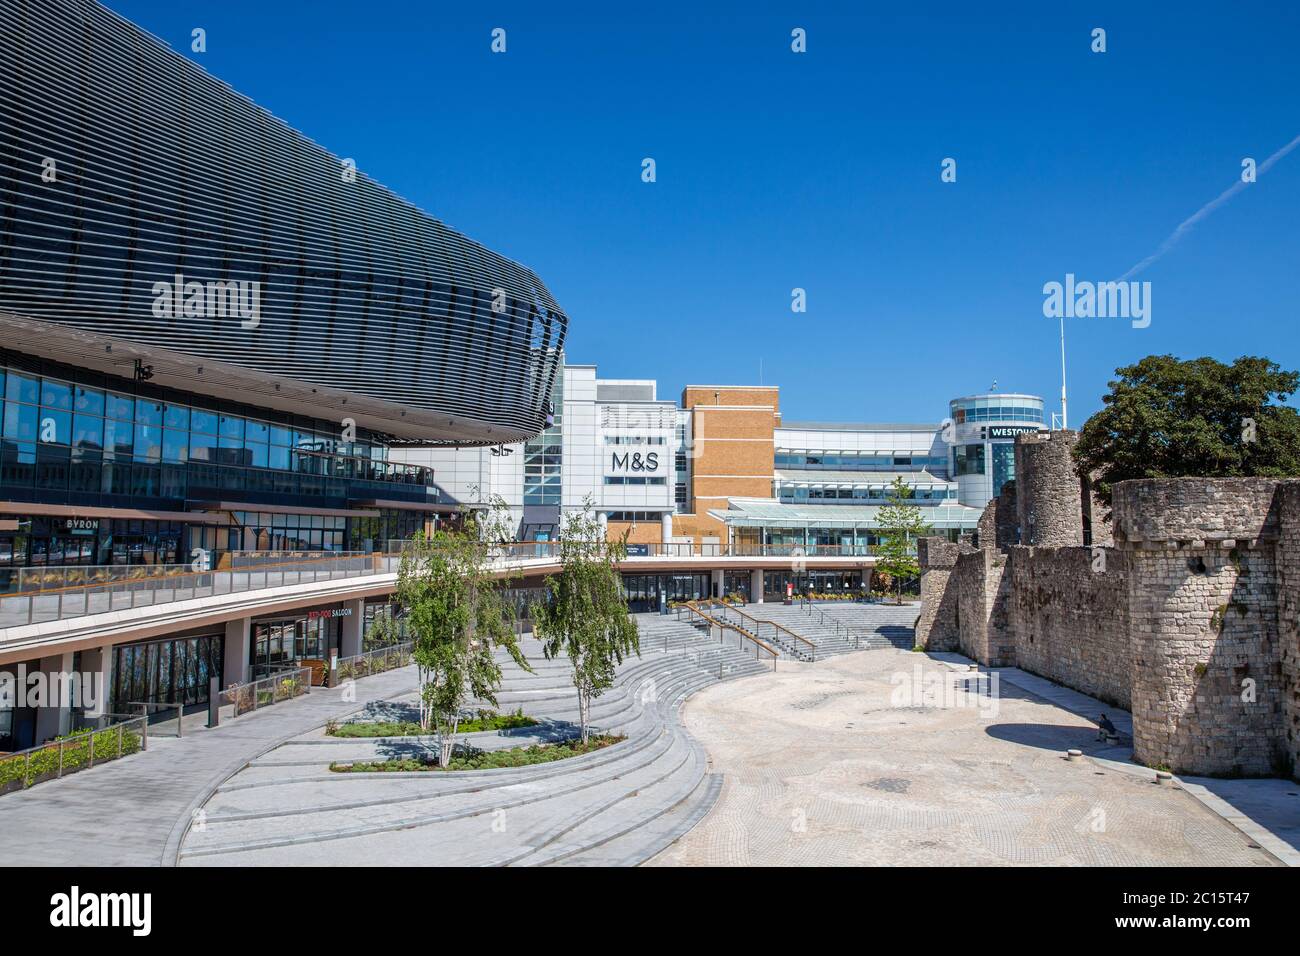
[530,498,640,744]
[395,501,529,767]
[873,476,932,603]
[1075,355,1300,505]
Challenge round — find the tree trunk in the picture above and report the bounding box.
[440,714,459,767]
[577,685,590,745]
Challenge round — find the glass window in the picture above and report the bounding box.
[134,424,162,461]
[74,386,105,416]
[191,409,218,434]
[135,400,163,426]
[269,445,290,470]
[247,442,268,468]
[72,413,104,449]
[104,418,134,457]
[106,393,134,421]
[162,429,188,463]
[269,425,292,446]
[6,372,38,405]
[164,404,190,430]
[219,415,244,440]
[3,402,37,441]
[245,420,269,443]
[37,408,71,444]
[40,379,73,411]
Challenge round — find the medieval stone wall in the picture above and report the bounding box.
[1014,431,1084,547]
[916,537,960,651]
[1006,546,1131,710]
[954,548,1014,666]
[917,469,1300,781]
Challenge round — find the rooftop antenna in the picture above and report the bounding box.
[1058,312,1068,430]
[989,379,998,392]
[759,357,764,386]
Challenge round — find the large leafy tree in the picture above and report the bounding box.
[873,476,932,603]
[531,499,639,744]
[1075,355,1300,504]
[396,502,529,767]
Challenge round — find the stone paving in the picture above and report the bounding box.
[0,666,420,866]
[647,648,1285,867]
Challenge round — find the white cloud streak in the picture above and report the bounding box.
[1117,133,1300,281]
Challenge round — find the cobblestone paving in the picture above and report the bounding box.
[647,649,1280,867]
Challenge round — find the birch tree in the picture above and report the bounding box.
[396,503,528,766]
[531,499,639,744]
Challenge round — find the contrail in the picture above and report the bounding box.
[1118,132,1300,281]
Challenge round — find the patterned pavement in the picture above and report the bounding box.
[647,649,1281,867]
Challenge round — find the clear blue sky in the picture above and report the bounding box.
[108,0,1300,425]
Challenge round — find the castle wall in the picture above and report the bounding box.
[916,537,960,651]
[1006,546,1131,710]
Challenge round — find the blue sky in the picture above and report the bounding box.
[108,0,1300,425]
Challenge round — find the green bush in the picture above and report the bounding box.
[330,733,624,773]
[0,725,143,792]
[327,707,537,738]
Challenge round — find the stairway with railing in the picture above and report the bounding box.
[696,600,818,662]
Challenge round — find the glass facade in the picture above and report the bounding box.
[620,572,710,613]
[777,486,955,504]
[950,396,1045,424]
[0,362,434,503]
[775,452,948,473]
[111,633,224,713]
[524,372,563,506]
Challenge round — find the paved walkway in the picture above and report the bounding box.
[647,648,1289,867]
[0,667,419,866]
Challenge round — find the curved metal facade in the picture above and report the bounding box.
[0,0,566,445]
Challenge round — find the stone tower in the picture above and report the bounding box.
[1014,431,1084,547]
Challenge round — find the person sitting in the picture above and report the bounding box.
[1096,713,1119,742]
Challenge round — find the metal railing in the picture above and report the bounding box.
[335,641,414,682]
[704,599,817,661]
[798,597,861,649]
[0,551,388,628]
[217,667,311,718]
[386,540,877,560]
[676,602,778,670]
[0,715,148,796]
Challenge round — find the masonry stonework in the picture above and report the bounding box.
[1014,431,1084,547]
[918,468,1300,781]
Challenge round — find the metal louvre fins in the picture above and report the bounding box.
[0,0,566,443]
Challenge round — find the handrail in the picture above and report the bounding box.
[798,597,861,650]
[678,601,778,669]
[701,599,817,660]
[0,715,148,796]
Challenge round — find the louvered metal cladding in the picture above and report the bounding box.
[0,0,566,445]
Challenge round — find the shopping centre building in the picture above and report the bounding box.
[401,362,1047,607]
[0,0,566,747]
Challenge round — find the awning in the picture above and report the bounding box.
[0,501,231,525]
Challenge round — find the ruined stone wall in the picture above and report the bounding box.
[915,473,1299,781]
[1014,431,1084,547]
[1278,483,1300,778]
[954,548,1014,666]
[1115,478,1290,778]
[916,537,960,651]
[975,481,1019,551]
[1007,546,1131,710]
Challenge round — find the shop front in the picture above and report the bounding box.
[251,603,351,684]
[110,629,225,715]
[620,572,709,613]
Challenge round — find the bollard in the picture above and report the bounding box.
[1155,770,1175,787]
[207,676,220,728]
[1066,749,1082,761]
[328,649,338,689]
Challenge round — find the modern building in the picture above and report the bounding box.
[0,0,567,746]
[404,361,1045,605]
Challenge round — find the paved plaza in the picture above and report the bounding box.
[647,648,1286,867]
